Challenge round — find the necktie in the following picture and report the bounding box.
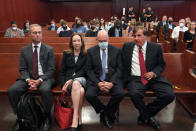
[32,46,38,79]
[100,49,106,81]
[138,46,148,85]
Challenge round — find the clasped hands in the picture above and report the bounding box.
[98,81,114,93]
[27,79,41,91]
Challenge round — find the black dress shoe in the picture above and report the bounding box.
[77,124,83,130]
[100,112,113,129]
[13,120,20,131]
[42,117,52,131]
[147,117,161,130]
[70,127,77,131]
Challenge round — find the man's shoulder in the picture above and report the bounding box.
[87,45,98,52]
[123,42,135,48]
[41,43,53,50]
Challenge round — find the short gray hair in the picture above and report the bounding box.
[30,24,42,33]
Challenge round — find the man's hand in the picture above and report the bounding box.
[143,72,155,80]
[27,79,41,91]
[104,82,114,90]
[62,79,72,92]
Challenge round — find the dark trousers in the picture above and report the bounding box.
[127,78,175,121]
[8,79,55,114]
[85,82,125,119]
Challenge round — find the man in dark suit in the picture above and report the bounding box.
[163,17,176,40]
[108,20,123,37]
[85,30,125,129]
[122,26,175,130]
[8,24,56,131]
[156,15,168,40]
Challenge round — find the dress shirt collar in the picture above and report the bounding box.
[32,42,41,49]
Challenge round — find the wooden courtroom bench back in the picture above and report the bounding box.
[0,52,194,94]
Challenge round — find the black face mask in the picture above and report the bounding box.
[91,26,96,30]
[168,21,173,24]
[63,26,67,30]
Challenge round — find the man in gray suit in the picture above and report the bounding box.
[8,24,56,131]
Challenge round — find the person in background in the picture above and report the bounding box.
[108,19,123,37]
[59,33,87,131]
[72,16,79,28]
[124,20,136,37]
[4,21,25,38]
[183,21,196,50]
[171,19,188,41]
[107,16,116,31]
[128,7,135,21]
[139,9,147,23]
[121,16,128,30]
[163,17,176,40]
[156,15,168,40]
[146,7,153,23]
[99,18,108,31]
[23,20,30,33]
[185,17,191,29]
[73,18,87,34]
[85,20,99,37]
[57,20,71,34]
[48,19,58,31]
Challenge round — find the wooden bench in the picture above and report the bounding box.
[0,50,196,116]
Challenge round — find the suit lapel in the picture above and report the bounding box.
[128,43,135,69]
[95,45,102,68]
[39,43,46,66]
[145,42,153,71]
[107,45,112,66]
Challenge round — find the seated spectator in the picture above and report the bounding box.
[59,33,87,130]
[107,16,116,31]
[146,7,153,22]
[72,16,79,28]
[171,19,188,41]
[57,20,71,34]
[121,16,128,30]
[85,20,99,37]
[156,15,168,40]
[48,19,58,31]
[163,17,176,40]
[99,18,108,31]
[4,21,25,38]
[108,19,122,37]
[150,16,159,32]
[183,21,196,50]
[185,17,191,28]
[124,20,136,37]
[73,18,87,34]
[22,20,30,33]
[84,19,91,31]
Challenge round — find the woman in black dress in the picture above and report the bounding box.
[59,33,87,131]
[183,21,196,50]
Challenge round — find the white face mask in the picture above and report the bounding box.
[12,27,17,30]
[98,42,108,49]
[179,23,184,27]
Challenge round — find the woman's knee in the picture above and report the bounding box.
[72,80,82,91]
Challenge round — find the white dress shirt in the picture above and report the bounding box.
[171,26,188,40]
[100,48,108,73]
[131,41,147,76]
[32,42,44,76]
[57,26,71,34]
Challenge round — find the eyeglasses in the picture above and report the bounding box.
[32,31,42,35]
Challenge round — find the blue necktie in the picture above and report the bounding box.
[100,49,106,81]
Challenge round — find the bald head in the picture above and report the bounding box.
[97,30,109,43]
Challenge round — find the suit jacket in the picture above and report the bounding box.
[163,23,176,40]
[48,26,58,31]
[19,43,56,81]
[122,42,170,85]
[59,51,87,87]
[108,26,122,37]
[86,44,122,86]
[156,21,168,34]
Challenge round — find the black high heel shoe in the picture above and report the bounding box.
[70,127,77,131]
